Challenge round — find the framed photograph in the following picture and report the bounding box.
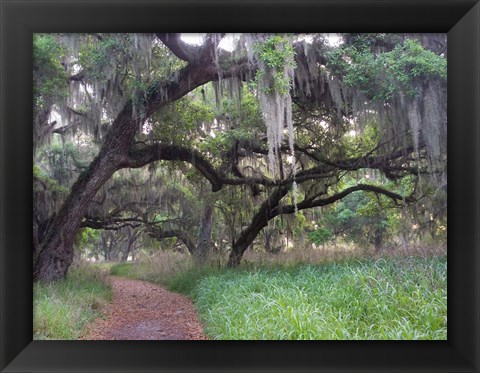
[1,0,479,372]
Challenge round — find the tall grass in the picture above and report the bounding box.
[109,248,447,340]
[33,264,112,340]
[184,256,447,340]
[110,250,195,284]
[241,241,446,268]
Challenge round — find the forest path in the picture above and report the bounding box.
[81,276,208,340]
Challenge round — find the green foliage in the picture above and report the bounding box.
[389,39,447,80]
[200,128,251,157]
[110,262,135,277]
[182,100,215,129]
[33,164,69,195]
[308,173,419,248]
[32,34,447,282]
[254,36,295,70]
[253,35,296,95]
[220,91,264,133]
[328,37,447,101]
[151,98,215,146]
[33,164,46,179]
[187,256,447,340]
[198,90,264,158]
[33,34,68,110]
[78,34,128,82]
[33,265,112,339]
[38,140,95,186]
[75,227,101,251]
[308,227,334,245]
[342,122,381,158]
[167,266,229,295]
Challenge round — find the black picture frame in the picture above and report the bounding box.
[1,0,479,372]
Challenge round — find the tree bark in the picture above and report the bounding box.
[33,32,254,282]
[374,228,383,254]
[147,228,196,256]
[227,183,412,268]
[33,58,224,282]
[227,183,291,267]
[121,227,139,261]
[195,202,214,265]
[34,151,120,280]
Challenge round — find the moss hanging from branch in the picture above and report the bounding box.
[249,34,296,180]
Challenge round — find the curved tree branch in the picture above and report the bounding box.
[156,33,199,63]
[272,183,415,218]
[122,144,224,192]
[81,219,142,231]
[227,182,415,267]
[147,227,196,255]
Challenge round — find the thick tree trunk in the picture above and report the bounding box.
[195,202,214,265]
[34,150,121,281]
[227,183,291,267]
[121,241,131,262]
[227,221,265,267]
[33,60,223,282]
[101,232,116,261]
[121,227,139,261]
[121,229,131,262]
[101,234,109,261]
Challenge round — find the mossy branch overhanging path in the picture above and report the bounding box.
[81,276,208,340]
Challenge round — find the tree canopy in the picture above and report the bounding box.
[33,33,447,281]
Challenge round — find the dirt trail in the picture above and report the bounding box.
[81,276,208,340]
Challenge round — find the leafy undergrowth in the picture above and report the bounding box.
[173,255,447,340]
[33,264,112,340]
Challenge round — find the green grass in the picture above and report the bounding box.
[172,255,447,340]
[110,251,194,285]
[110,262,135,277]
[33,264,112,340]
[109,251,447,340]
